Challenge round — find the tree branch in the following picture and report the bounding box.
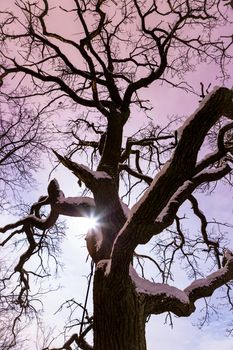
[119,163,152,185]
[184,249,233,303]
[0,179,95,235]
[188,194,221,267]
[111,87,233,274]
[53,150,112,191]
[47,331,93,350]
[130,249,233,317]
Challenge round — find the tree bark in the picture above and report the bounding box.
[93,265,147,350]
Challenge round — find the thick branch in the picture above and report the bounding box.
[111,87,233,274]
[53,150,112,191]
[184,249,233,303]
[130,250,233,317]
[130,266,193,317]
[122,57,167,109]
[135,163,231,242]
[0,179,96,235]
[195,121,233,174]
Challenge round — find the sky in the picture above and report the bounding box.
[1,1,233,349]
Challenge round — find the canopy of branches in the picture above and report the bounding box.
[0,1,232,349]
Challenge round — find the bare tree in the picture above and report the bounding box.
[0,94,52,212]
[0,256,30,350]
[0,1,233,349]
[0,307,28,350]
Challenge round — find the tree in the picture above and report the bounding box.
[0,1,233,349]
[0,253,30,350]
[0,95,50,212]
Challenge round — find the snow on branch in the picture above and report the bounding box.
[110,87,233,273]
[0,178,97,310]
[130,249,233,317]
[154,163,231,228]
[0,179,96,235]
[184,249,233,303]
[55,196,95,217]
[0,179,62,234]
[53,150,112,191]
[172,87,233,177]
[130,266,193,317]
[177,86,233,139]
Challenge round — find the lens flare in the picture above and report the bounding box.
[79,216,98,233]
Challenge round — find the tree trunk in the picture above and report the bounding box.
[93,265,147,350]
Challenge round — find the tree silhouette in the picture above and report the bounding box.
[0,96,49,212]
[0,1,233,349]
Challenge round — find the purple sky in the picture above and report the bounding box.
[1,1,233,348]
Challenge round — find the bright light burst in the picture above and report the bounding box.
[79,216,98,233]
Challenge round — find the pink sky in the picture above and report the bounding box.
[1,1,233,349]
